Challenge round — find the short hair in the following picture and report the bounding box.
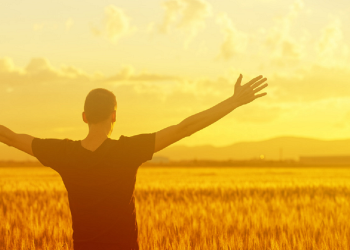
[84,88,117,124]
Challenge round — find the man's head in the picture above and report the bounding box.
[82,89,117,134]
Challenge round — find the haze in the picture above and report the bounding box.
[1,0,350,161]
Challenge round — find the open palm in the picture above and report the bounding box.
[233,74,268,106]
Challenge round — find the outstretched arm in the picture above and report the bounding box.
[154,74,268,153]
[0,125,34,156]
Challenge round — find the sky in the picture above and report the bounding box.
[1,0,350,160]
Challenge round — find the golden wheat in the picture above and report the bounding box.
[1,166,350,250]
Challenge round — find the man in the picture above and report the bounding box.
[0,74,268,249]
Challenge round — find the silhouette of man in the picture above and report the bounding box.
[0,74,268,249]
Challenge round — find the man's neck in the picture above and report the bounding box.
[81,126,111,151]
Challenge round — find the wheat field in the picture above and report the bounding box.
[1,166,350,250]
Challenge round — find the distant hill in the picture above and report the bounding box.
[1,136,350,161]
[154,137,350,161]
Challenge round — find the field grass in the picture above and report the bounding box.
[1,166,350,250]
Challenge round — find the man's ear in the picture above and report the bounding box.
[112,111,116,123]
[82,112,88,124]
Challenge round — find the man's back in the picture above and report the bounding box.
[0,75,267,249]
[31,133,156,250]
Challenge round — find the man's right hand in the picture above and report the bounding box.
[232,74,268,107]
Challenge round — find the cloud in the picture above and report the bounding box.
[159,0,184,34]
[0,58,25,86]
[317,18,342,56]
[0,57,15,72]
[270,64,350,103]
[6,87,14,93]
[0,57,91,85]
[33,23,44,31]
[265,0,306,66]
[26,58,55,73]
[316,17,349,68]
[91,5,135,43]
[158,0,212,46]
[233,105,281,123]
[25,58,93,83]
[216,13,248,60]
[0,58,261,106]
[3,56,350,110]
[104,65,181,83]
[65,19,74,31]
[4,55,350,114]
[0,58,181,88]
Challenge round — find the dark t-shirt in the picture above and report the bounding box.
[31,133,156,250]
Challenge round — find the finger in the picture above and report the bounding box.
[235,74,243,87]
[241,82,267,96]
[245,75,263,87]
[253,83,268,94]
[254,92,267,99]
[251,78,267,89]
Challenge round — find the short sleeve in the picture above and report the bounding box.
[32,138,67,168]
[119,133,156,164]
